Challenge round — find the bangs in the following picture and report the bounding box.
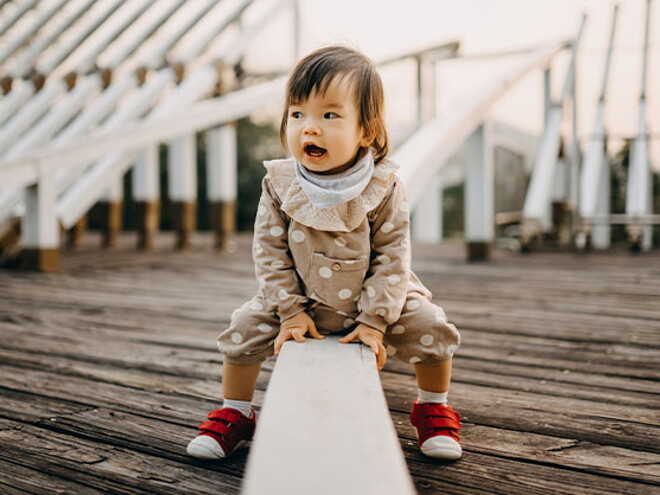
[287,60,359,105]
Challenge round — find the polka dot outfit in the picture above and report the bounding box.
[217,158,460,365]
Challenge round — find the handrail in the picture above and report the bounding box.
[0,38,465,191]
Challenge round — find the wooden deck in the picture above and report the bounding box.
[0,233,659,494]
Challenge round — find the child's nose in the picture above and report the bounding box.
[303,122,321,135]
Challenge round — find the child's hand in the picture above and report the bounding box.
[274,311,324,356]
[339,323,387,370]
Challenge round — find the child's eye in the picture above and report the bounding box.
[324,112,339,119]
[290,111,302,119]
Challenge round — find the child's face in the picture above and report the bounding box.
[286,76,369,174]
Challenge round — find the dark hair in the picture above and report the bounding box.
[280,45,389,164]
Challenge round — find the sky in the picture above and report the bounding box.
[244,0,659,170]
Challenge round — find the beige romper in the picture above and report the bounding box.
[217,157,460,365]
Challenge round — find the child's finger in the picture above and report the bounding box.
[339,329,358,343]
[376,343,387,370]
[308,322,324,340]
[291,328,307,343]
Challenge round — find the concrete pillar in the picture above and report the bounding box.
[591,147,611,249]
[168,134,197,250]
[19,174,59,271]
[465,122,494,261]
[207,124,237,251]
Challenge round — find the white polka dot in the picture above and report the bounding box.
[401,238,410,247]
[420,334,434,346]
[406,300,421,311]
[231,332,243,344]
[381,222,395,233]
[257,205,267,216]
[387,274,401,285]
[400,202,410,213]
[377,254,391,264]
[376,308,386,317]
[254,243,263,255]
[291,230,306,243]
[278,289,288,300]
[353,294,360,302]
[446,344,458,355]
[334,237,347,247]
[271,259,285,268]
[249,301,264,311]
[257,323,273,333]
[409,356,422,364]
[366,286,376,298]
[338,289,352,300]
[336,310,348,316]
[270,226,284,237]
[391,325,405,334]
[343,318,354,329]
[435,309,446,322]
[319,267,333,278]
[387,345,397,356]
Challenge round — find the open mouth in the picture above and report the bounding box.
[304,144,327,158]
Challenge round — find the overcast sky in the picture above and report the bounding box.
[245,0,659,169]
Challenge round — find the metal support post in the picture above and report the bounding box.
[168,134,197,250]
[412,175,442,244]
[133,145,161,249]
[465,122,494,260]
[19,174,59,271]
[207,124,237,251]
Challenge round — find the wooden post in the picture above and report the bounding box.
[412,175,442,244]
[206,124,237,251]
[133,145,160,250]
[243,337,416,495]
[99,180,123,248]
[19,174,59,271]
[465,122,494,261]
[168,134,197,250]
[66,216,88,249]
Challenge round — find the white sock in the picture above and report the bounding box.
[222,398,254,418]
[418,389,448,405]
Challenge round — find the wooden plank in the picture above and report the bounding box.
[243,337,416,495]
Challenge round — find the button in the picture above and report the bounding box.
[332,263,341,271]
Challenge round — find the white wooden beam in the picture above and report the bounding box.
[0,77,286,190]
[243,337,415,495]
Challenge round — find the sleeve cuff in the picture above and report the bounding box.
[356,312,388,333]
[277,299,309,322]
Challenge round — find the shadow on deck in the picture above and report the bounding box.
[0,233,659,494]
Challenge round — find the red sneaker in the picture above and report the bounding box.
[410,401,462,460]
[186,408,256,459]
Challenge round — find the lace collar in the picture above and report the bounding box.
[264,156,400,232]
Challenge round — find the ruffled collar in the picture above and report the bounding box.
[264,156,400,232]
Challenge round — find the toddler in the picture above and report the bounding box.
[187,45,462,461]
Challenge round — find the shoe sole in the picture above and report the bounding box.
[187,437,248,460]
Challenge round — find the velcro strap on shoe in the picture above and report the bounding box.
[207,408,243,422]
[199,420,231,436]
[424,417,460,431]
